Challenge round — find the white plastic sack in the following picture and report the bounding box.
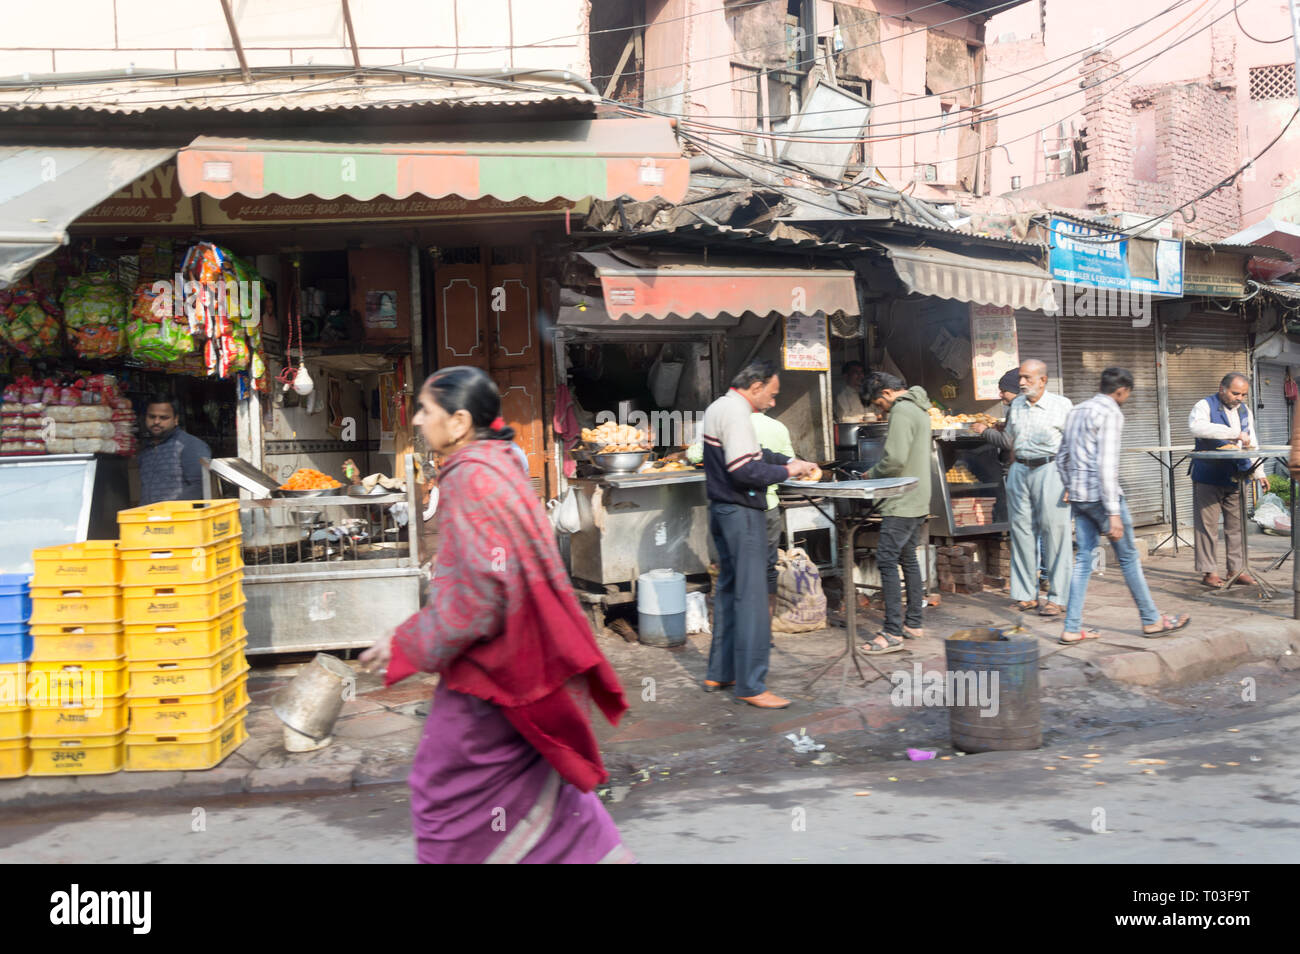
[1253,492,1289,531]
[549,489,582,534]
[648,345,685,407]
[685,590,711,634]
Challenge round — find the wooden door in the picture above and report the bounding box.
[435,246,548,493]
[435,253,489,369]
[348,248,410,342]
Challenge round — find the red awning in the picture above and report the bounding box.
[578,251,859,322]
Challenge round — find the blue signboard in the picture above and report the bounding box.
[1047,217,1183,297]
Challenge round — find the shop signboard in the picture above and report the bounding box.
[1047,217,1183,297]
[76,164,194,225]
[200,194,578,225]
[782,312,830,372]
[969,303,1019,400]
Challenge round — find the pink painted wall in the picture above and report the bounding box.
[985,0,1300,230]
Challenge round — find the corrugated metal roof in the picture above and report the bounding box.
[0,76,599,115]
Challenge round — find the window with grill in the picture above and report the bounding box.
[1249,64,1295,101]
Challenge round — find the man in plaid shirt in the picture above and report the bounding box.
[1055,367,1190,643]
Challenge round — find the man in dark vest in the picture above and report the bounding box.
[137,395,211,506]
[1188,373,1259,587]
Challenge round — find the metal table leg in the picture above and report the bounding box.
[1221,478,1278,599]
[805,517,870,690]
[1148,451,1193,554]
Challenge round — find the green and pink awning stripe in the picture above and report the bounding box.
[177,118,688,204]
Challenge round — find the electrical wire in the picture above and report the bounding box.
[1184,186,1300,241]
[1233,0,1293,42]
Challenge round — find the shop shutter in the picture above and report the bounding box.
[1058,317,1165,525]
[1162,312,1250,524]
[1013,311,1062,393]
[1254,361,1294,477]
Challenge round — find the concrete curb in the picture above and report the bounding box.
[1091,622,1298,687]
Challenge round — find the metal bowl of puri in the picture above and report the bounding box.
[593,450,652,474]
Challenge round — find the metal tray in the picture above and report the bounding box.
[274,486,345,498]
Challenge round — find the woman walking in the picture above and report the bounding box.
[360,366,633,864]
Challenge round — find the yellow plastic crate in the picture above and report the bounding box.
[0,738,28,778]
[129,674,248,734]
[119,538,243,587]
[31,540,120,587]
[127,641,247,698]
[125,607,245,662]
[28,694,127,738]
[28,585,122,625]
[0,706,28,740]
[0,663,25,707]
[29,623,125,662]
[125,708,248,772]
[122,571,243,626]
[27,659,128,704]
[117,500,240,551]
[28,733,125,776]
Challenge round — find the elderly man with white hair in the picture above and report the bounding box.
[1002,359,1074,617]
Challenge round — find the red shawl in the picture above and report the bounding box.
[387,439,627,792]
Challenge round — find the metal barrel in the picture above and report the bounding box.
[944,628,1042,752]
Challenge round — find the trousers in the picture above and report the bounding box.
[1005,460,1072,604]
[707,503,772,698]
[1192,481,1244,576]
[766,505,783,595]
[877,515,925,636]
[1063,498,1160,633]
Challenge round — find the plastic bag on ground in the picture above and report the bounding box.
[685,591,711,634]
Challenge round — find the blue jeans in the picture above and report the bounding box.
[1064,498,1160,633]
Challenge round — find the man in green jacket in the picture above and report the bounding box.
[861,372,933,654]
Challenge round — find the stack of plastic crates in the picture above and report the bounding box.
[26,542,128,776]
[0,574,31,778]
[117,501,249,771]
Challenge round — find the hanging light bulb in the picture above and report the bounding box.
[293,365,315,396]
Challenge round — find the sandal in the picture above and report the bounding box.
[1059,628,1102,645]
[1143,614,1191,637]
[1012,600,1038,612]
[901,625,924,640]
[859,632,905,655]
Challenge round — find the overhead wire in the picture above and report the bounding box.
[1233,0,1293,42]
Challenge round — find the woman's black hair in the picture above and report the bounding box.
[422,366,516,441]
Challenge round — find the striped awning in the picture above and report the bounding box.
[577,251,859,322]
[177,118,688,205]
[874,240,1058,311]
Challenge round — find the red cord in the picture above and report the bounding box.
[277,282,304,387]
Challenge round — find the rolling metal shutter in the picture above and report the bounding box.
[1014,311,1063,393]
[1059,317,1165,525]
[1162,312,1250,525]
[1254,361,1293,478]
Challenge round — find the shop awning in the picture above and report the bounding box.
[177,118,689,205]
[0,146,176,285]
[576,250,859,323]
[871,239,1058,311]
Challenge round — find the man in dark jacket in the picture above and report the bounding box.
[137,395,211,505]
[862,372,932,655]
[700,360,816,709]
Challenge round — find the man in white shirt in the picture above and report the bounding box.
[835,361,868,421]
[1188,373,1261,587]
[1003,359,1074,617]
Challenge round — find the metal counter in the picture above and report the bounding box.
[567,471,711,586]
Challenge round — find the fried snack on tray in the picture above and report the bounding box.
[928,408,999,429]
[581,421,651,450]
[279,468,343,490]
[793,464,823,483]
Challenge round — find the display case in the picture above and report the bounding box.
[0,454,129,573]
[929,434,1009,538]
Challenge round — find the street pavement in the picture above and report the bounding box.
[0,692,1294,863]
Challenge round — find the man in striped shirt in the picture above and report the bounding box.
[1055,367,1190,643]
[700,360,818,709]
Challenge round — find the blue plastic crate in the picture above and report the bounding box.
[0,591,31,626]
[0,623,31,663]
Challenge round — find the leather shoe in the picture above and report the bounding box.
[1232,573,1257,586]
[735,691,791,709]
[702,680,735,692]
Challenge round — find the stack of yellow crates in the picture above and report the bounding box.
[117,501,249,772]
[0,663,27,779]
[26,541,129,776]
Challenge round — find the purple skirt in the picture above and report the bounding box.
[408,681,633,864]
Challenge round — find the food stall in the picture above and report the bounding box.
[202,456,422,655]
[927,411,1009,539]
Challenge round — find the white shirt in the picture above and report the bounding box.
[1188,397,1259,449]
[1005,390,1074,459]
[835,384,866,421]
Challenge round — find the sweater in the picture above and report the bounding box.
[867,386,933,518]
